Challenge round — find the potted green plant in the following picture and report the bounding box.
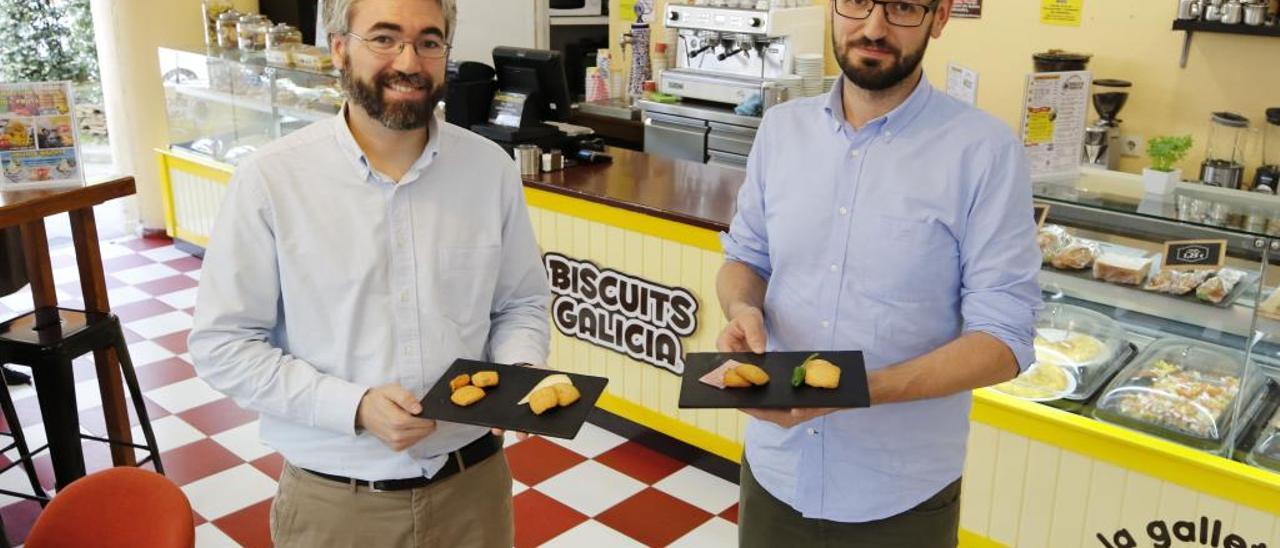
[1144,135,1193,195]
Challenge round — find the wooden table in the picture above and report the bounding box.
[1,177,138,487]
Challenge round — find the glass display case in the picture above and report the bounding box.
[158,45,342,165]
[1023,167,1280,474]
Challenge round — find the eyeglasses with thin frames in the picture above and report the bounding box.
[833,0,940,28]
[346,31,451,59]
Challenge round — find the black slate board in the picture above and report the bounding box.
[419,360,608,439]
[678,352,870,409]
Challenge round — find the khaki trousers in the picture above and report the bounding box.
[271,451,514,548]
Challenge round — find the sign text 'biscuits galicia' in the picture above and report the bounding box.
[544,253,698,374]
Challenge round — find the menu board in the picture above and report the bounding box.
[1019,70,1091,181]
[0,81,83,190]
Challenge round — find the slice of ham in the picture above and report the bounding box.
[699,359,745,390]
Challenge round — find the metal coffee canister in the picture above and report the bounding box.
[516,144,542,177]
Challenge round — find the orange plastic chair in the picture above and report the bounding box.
[25,467,194,548]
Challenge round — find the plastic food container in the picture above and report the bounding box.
[1093,338,1258,454]
[1247,407,1280,471]
[993,304,1129,403]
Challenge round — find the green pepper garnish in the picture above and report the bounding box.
[791,354,820,387]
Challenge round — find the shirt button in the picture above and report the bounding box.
[400,292,409,303]
[806,428,818,436]
[838,207,848,215]
[849,150,861,158]
[821,320,830,328]
[829,264,838,272]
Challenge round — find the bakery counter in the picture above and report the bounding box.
[522,146,742,231]
[156,139,1280,546]
[518,148,745,462]
[526,155,1280,547]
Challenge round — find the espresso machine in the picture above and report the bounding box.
[1082,79,1131,170]
[659,3,824,106]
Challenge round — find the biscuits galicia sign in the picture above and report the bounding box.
[544,253,698,374]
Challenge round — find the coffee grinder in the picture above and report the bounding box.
[1253,108,1280,193]
[1082,79,1131,170]
[1200,111,1250,189]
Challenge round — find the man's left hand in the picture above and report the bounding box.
[741,407,841,429]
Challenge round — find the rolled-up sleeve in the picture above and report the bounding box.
[720,117,773,279]
[958,137,1043,372]
[485,162,551,367]
[188,161,367,435]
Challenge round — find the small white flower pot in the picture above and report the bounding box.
[1143,167,1182,195]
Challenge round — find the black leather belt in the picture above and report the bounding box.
[302,433,502,492]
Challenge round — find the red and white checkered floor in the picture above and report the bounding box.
[0,235,741,547]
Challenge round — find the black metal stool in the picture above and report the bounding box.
[0,308,163,493]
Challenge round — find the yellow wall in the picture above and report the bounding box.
[612,0,1280,177]
[923,1,1279,177]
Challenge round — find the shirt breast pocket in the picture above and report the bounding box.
[437,245,502,325]
[849,214,958,303]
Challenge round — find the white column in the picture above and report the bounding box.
[90,0,257,232]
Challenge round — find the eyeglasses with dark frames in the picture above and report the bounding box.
[833,0,941,28]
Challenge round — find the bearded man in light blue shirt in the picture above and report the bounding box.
[189,0,549,545]
[716,1,1042,546]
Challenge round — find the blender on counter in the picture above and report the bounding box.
[1200,112,1250,189]
[1255,108,1280,194]
[1082,79,1131,170]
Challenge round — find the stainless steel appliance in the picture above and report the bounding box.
[640,100,759,168]
[1200,112,1251,189]
[659,3,823,106]
[1082,79,1131,171]
[1253,108,1280,193]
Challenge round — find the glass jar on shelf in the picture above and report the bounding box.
[237,14,270,51]
[216,11,241,49]
[201,0,233,47]
[266,23,303,51]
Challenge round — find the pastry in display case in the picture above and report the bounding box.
[992,303,1133,410]
[159,45,341,166]
[1038,224,1256,308]
[1092,339,1264,455]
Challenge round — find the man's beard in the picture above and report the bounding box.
[833,35,928,92]
[341,69,445,130]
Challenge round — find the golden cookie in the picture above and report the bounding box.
[733,363,770,386]
[552,383,580,407]
[472,371,500,388]
[529,386,559,415]
[804,359,841,389]
[450,385,485,406]
[723,369,751,388]
[448,374,471,392]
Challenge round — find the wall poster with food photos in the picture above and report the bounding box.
[0,81,84,190]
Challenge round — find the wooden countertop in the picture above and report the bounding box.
[522,148,744,232]
[1,177,136,228]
